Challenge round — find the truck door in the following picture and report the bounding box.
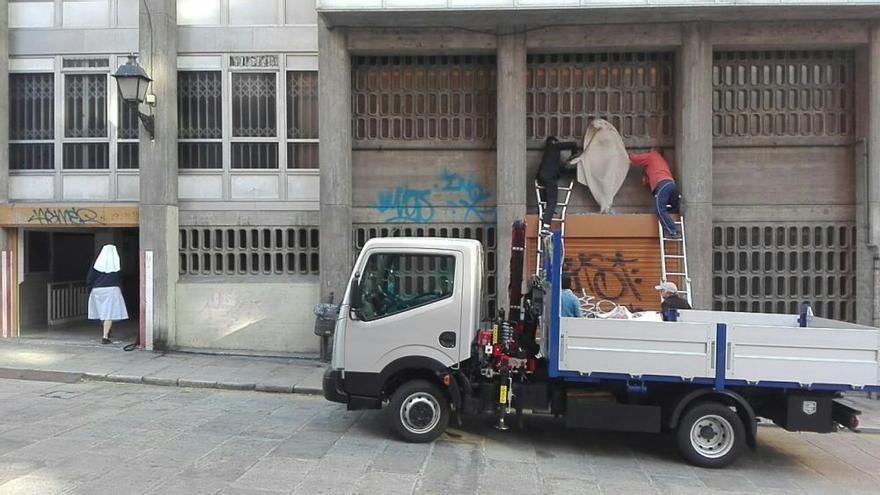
[344,249,463,375]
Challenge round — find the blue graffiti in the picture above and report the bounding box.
[375,186,435,223]
[374,169,494,224]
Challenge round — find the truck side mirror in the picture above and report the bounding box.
[349,277,362,320]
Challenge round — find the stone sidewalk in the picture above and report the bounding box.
[0,339,325,394]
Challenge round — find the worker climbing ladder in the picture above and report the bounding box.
[658,217,693,306]
[534,179,574,277]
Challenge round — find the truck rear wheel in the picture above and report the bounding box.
[386,379,449,443]
[676,402,745,468]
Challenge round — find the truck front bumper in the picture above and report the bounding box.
[323,368,348,404]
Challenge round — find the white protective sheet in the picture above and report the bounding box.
[569,119,630,213]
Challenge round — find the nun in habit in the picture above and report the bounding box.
[87,245,129,344]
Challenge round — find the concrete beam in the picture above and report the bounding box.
[346,28,496,54]
[866,22,880,325]
[496,32,527,314]
[676,23,713,310]
[527,24,681,51]
[711,21,869,49]
[139,0,179,350]
[319,18,353,302]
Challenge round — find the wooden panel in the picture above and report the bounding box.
[526,214,675,312]
[713,147,854,206]
[0,204,138,227]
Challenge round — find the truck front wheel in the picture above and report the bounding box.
[386,379,449,443]
[676,402,745,468]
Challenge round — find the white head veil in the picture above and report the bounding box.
[93,245,121,273]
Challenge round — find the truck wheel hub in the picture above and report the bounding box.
[400,392,441,434]
[689,414,734,459]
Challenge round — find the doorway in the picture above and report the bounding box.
[18,227,140,345]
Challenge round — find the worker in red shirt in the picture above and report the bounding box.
[628,149,681,239]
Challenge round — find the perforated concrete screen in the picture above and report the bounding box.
[526,52,675,146]
[351,55,497,144]
[712,223,857,322]
[354,223,497,317]
[179,227,319,276]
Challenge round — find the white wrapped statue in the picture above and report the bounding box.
[569,118,630,214]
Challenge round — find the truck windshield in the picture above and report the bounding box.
[357,252,455,321]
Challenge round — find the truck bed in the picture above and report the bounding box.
[552,311,880,391]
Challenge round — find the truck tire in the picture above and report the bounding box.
[386,379,450,443]
[676,402,745,468]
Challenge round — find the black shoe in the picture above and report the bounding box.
[102,338,111,345]
[666,232,682,240]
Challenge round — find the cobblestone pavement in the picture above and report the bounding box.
[1,378,879,495]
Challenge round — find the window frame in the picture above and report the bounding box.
[177,69,224,170]
[286,70,319,170]
[354,251,458,323]
[8,69,56,171]
[60,57,111,171]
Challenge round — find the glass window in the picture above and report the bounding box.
[9,73,55,170]
[116,0,138,27]
[117,101,138,169]
[286,71,318,169]
[178,71,223,169]
[232,72,277,169]
[64,73,108,169]
[356,253,456,321]
[9,1,55,28]
[229,0,277,25]
[177,0,220,25]
[286,0,317,24]
[62,0,109,28]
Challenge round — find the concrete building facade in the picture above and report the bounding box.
[0,0,879,355]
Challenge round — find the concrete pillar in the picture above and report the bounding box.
[676,23,713,310]
[138,0,178,350]
[865,22,880,325]
[318,17,352,302]
[0,0,8,206]
[495,32,527,315]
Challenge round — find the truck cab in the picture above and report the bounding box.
[324,238,482,415]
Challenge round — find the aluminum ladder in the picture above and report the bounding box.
[534,179,574,276]
[658,216,693,306]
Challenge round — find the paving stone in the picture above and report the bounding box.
[354,471,418,495]
[370,441,431,475]
[232,456,316,492]
[270,429,344,459]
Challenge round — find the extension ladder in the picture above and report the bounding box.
[658,217,693,306]
[534,179,574,277]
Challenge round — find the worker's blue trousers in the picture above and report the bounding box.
[654,180,681,236]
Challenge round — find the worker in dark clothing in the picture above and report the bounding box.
[537,136,580,236]
[655,281,691,321]
[629,149,682,239]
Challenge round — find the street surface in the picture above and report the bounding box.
[0,378,879,495]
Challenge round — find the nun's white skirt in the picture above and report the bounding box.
[88,287,129,321]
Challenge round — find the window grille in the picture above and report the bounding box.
[9,73,55,170]
[62,57,110,69]
[178,71,223,169]
[179,226,319,276]
[354,223,497,317]
[232,72,278,169]
[63,72,109,170]
[117,101,139,169]
[712,223,857,322]
[351,55,497,144]
[526,52,674,144]
[712,51,854,140]
[287,71,319,168]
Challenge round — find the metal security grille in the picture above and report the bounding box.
[712,51,854,140]
[64,73,107,138]
[178,71,223,169]
[526,53,674,144]
[351,55,497,143]
[287,71,319,169]
[63,143,109,169]
[118,101,139,169]
[712,223,856,322]
[232,72,278,169]
[353,223,497,317]
[9,73,54,170]
[179,226,319,276]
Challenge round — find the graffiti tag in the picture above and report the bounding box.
[27,207,103,226]
[374,168,494,224]
[564,251,644,308]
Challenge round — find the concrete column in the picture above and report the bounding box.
[865,22,880,325]
[318,17,352,302]
[676,23,713,310]
[495,32,527,316]
[138,0,178,350]
[0,0,8,206]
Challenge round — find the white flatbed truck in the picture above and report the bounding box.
[323,232,876,467]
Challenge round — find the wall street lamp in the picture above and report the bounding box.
[112,54,155,139]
